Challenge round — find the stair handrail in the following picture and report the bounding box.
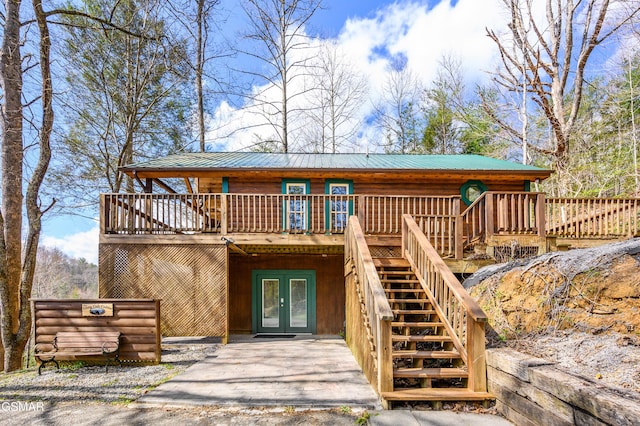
[345,216,394,396]
[459,192,488,248]
[346,217,394,321]
[401,214,488,392]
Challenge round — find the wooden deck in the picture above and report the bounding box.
[100,192,640,263]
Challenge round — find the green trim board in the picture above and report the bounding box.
[281,179,311,232]
[221,177,229,193]
[324,180,353,232]
[251,270,316,334]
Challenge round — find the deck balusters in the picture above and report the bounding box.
[101,193,640,246]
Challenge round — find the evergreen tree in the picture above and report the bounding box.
[55,0,192,203]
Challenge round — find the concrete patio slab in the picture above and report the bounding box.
[136,336,381,410]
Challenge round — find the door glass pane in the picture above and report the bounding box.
[330,184,349,232]
[289,279,307,328]
[262,279,280,328]
[286,183,307,231]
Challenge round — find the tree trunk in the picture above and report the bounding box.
[0,0,25,372]
[197,0,206,152]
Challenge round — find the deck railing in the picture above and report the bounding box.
[546,198,640,238]
[101,193,222,234]
[460,192,545,246]
[225,193,359,234]
[102,193,458,236]
[359,195,459,234]
[102,192,640,252]
[401,214,487,392]
[412,213,461,258]
[344,216,393,397]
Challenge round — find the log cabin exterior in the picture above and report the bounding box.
[98,152,640,406]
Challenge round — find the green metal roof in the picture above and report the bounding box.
[122,152,551,174]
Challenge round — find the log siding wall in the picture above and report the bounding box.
[209,176,528,197]
[32,299,161,363]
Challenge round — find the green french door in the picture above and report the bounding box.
[252,270,316,334]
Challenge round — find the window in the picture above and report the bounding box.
[325,180,353,233]
[460,180,488,205]
[283,180,309,232]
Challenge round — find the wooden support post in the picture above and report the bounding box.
[377,318,393,408]
[358,195,366,229]
[485,193,494,239]
[100,194,107,234]
[145,195,153,232]
[220,194,228,235]
[453,199,463,260]
[536,193,547,254]
[466,316,487,392]
[154,300,162,362]
[536,193,546,238]
[401,215,407,258]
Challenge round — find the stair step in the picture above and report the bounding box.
[392,335,452,343]
[377,270,414,276]
[382,388,493,402]
[393,367,468,379]
[384,289,423,293]
[392,309,436,315]
[381,279,420,284]
[392,322,443,328]
[388,299,429,304]
[374,258,410,268]
[392,350,460,359]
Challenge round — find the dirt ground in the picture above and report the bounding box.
[466,239,640,394]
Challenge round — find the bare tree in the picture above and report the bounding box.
[373,64,425,154]
[304,42,368,153]
[167,0,226,152]
[487,0,640,170]
[239,0,323,153]
[0,0,148,372]
[0,0,55,372]
[33,247,97,299]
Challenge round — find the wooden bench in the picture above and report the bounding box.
[34,331,122,375]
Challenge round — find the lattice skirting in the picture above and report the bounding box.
[492,243,539,264]
[99,244,227,337]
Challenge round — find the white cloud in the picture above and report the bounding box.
[207,0,508,152]
[42,223,100,265]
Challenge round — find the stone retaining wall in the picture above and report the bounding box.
[486,348,640,426]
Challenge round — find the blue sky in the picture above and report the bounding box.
[41,0,507,263]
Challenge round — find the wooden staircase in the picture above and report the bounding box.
[374,257,493,404]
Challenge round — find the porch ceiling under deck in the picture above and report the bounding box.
[233,244,345,255]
